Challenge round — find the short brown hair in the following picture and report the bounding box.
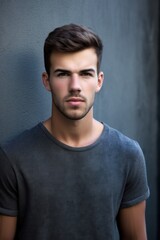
[44,23,103,75]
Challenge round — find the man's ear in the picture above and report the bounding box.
[96,71,104,93]
[42,72,51,91]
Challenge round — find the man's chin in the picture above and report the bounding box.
[62,113,86,121]
[54,102,93,121]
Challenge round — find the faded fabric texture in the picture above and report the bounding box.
[0,123,149,239]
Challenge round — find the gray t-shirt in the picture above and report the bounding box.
[0,123,149,239]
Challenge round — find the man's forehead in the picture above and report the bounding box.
[50,48,98,71]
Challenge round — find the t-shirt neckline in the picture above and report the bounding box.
[38,122,107,152]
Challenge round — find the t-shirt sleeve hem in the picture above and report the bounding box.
[120,188,150,209]
[0,207,18,216]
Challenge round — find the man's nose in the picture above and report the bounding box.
[69,74,81,93]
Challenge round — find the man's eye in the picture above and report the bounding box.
[57,72,69,77]
[81,72,93,77]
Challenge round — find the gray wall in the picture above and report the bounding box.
[0,0,159,239]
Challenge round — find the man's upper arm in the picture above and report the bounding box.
[0,215,17,240]
[0,147,18,216]
[117,201,147,240]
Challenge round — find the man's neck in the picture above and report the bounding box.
[43,115,103,147]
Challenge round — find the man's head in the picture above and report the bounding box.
[44,23,103,75]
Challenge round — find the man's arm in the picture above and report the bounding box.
[0,215,17,240]
[117,201,147,240]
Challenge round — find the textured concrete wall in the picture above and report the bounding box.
[0,0,158,239]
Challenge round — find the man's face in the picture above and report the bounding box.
[43,48,104,121]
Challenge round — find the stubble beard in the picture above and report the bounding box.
[52,94,95,121]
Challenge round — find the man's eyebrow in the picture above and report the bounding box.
[80,68,96,73]
[53,68,96,74]
[54,69,70,73]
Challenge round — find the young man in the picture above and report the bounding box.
[0,24,149,239]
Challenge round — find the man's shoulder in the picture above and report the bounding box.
[103,122,136,144]
[1,123,43,153]
[103,123,143,159]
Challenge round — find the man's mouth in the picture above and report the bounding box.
[66,97,85,106]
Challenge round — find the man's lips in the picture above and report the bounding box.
[66,97,85,102]
[65,97,85,107]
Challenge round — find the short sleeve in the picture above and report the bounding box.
[0,147,18,216]
[120,141,150,208]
